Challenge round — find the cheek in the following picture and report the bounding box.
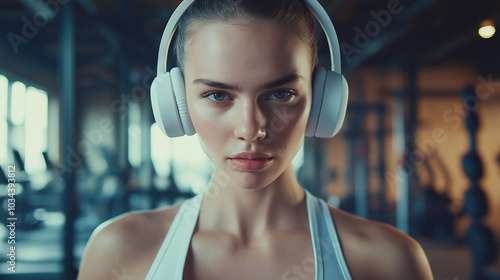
[189,104,225,126]
[186,97,230,154]
[262,100,310,147]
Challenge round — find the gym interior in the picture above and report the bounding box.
[0,0,499,279]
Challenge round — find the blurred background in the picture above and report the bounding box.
[0,0,499,279]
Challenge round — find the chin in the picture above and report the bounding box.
[231,168,286,192]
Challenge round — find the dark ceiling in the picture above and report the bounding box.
[0,0,499,94]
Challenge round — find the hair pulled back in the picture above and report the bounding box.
[173,0,318,70]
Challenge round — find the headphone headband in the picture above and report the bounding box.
[156,0,342,76]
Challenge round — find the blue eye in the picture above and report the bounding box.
[268,90,293,101]
[205,92,229,102]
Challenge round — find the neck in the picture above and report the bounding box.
[198,166,308,241]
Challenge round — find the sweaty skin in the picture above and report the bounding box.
[77,19,433,280]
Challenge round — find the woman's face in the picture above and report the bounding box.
[183,19,313,190]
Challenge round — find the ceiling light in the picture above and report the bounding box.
[479,19,495,39]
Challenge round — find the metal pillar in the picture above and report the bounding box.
[115,0,131,213]
[60,0,77,278]
[117,0,131,171]
[406,64,420,236]
[353,137,368,219]
[393,89,408,234]
[376,104,387,223]
[301,137,324,198]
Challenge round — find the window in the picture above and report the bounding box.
[127,101,142,168]
[11,81,26,126]
[150,122,305,194]
[5,78,49,175]
[24,87,48,174]
[150,123,211,193]
[0,75,8,168]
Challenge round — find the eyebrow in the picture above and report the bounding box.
[192,79,239,91]
[192,73,304,92]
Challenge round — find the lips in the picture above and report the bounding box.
[229,152,274,171]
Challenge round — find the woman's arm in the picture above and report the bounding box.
[77,214,136,280]
[77,207,179,280]
[369,223,434,280]
[330,207,434,280]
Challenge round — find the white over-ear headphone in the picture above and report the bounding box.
[151,0,348,138]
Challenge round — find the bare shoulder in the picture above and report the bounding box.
[77,204,182,280]
[328,206,433,280]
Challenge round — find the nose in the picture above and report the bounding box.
[234,100,267,142]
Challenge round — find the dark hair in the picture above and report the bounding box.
[173,0,318,70]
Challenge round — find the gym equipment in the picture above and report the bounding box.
[9,150,44,229]
[150,0,349,139]
[396,156,410,235]
[461,86,498,280]
[156,162,195,207]
[340,103,388,222]
[417,153,461,243]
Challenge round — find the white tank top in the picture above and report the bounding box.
[145,188,352,280]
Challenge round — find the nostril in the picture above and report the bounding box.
[233,101,268,141]
[236,125,267,142]
[256,128,267,141]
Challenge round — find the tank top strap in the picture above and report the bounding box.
[146,189,351,280]
[145,192,204,280]
[304,189,352,280]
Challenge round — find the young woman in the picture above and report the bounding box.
[77,0,433,279]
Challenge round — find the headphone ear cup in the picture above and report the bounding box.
[315,71,349,138]
[150,72,185,137]
[306,66,327,137]
[170,67,196,136]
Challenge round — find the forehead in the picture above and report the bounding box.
[183,20,312,86]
